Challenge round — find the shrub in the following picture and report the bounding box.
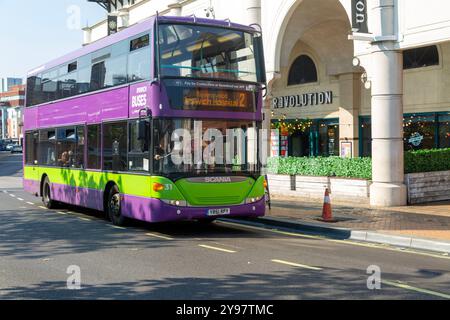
[267,156,372,180]
[404,148,450,174]
[267,148,450,180]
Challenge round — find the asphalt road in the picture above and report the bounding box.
[0,151,449,300]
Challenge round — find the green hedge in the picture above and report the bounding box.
[267,149,450,180]
[267,156,372,180]
[405,148,450,174]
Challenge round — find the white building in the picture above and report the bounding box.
[0,84,25,141]
[83,0,450,207]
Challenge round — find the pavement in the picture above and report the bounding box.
[1,151,450,300]
[240,194,450,254]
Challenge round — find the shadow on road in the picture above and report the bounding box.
[0,268,447,300]
[51,203,295,241]
[0,208,175,261]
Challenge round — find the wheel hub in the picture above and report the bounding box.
[110,194,121,217]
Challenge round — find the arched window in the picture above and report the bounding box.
[288,55,318,86]
[403,46,439,70]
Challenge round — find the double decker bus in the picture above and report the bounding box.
[23,15,267,226]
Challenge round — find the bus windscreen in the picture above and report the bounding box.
[159,24,259,83]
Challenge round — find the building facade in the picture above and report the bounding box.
[0,77,22,93]
[83,0,450,207]
[0,85,25,142]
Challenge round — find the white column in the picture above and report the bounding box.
[245,0,261,26]
[369,0,407,207]
[118,9,130,31]
[82,27,92,46]
[167,0,182,16]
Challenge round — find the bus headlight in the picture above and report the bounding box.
[245,196,263,204]
[161,199,187,207]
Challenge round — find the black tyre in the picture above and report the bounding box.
[42,177,57,209]
[107,185,127,226]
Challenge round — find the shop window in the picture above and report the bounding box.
[290,131,311,157]
[439,114,450,149]
[87,124,101,170]
[360,113,450,157]
[360,118,372,157]
[318,121,339,157]
[404,114,437,151]
[403,46,439,70]
[288,55,318,86]
[103,121,128,172]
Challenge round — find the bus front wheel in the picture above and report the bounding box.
[42,177,57,209]
[107,185,127,226]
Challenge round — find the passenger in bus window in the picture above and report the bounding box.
[59,151,69,167]
[68,150,75,167]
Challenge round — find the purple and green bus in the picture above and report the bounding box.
[23,15,267,226]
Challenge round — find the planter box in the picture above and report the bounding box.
[268,171,450,206]
[267,174,371,204]
[330,178,371,201]
[295,176,330,199]
[405,170,450,204]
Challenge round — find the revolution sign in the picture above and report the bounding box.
[352,0,368,33]
[272,91,333,109]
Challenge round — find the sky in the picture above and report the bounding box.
[0,0,106,80]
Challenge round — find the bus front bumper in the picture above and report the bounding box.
[122,195,266,223]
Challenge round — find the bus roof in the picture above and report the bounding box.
[27,15,257,77]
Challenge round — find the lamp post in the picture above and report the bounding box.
[0,102,7,140]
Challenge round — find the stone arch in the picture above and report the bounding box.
[266,0,354,75]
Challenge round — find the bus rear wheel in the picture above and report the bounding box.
[42,177,57,209]
[107,185,127,226]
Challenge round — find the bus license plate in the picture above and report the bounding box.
[207,208,231,216]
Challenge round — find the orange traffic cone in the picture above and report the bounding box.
[321,188,334,222]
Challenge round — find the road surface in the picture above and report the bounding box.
[0,151,449,300]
